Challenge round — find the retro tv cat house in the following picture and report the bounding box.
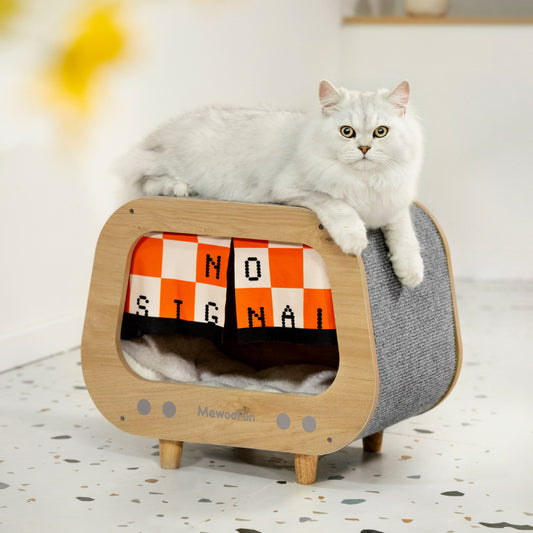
[81,197,461,484]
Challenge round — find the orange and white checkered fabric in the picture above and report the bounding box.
[124,232,231,327]
[233,238,335,332]
[123,232,336,344]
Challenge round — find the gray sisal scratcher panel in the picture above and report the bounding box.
[359,204,458,439]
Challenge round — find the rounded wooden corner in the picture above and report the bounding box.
[81,197,379,456]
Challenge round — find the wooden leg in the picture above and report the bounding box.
[363,430,383,453]
[159,439,183,469]
[294,454,318,485]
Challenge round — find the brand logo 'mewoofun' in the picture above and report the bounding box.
[197,405,255,423]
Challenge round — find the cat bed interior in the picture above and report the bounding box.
[122,334,337,395]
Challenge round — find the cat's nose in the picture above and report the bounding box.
[359,145,371,155]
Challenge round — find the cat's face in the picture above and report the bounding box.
[317,81,416,173]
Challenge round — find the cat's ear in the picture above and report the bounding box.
[319,80,343,114]
[387,81,410,115]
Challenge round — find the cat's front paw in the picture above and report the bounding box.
[325,218,368,256]
[390,251,424,287]
[337,228,368,256]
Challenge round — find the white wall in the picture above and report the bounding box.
[341,23,533,280]
[2,2,532,368]
[0,0,342,368]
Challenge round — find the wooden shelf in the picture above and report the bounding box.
[343,16,533,25]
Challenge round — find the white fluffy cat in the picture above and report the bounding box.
[118,80,424,287]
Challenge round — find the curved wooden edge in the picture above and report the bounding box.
[414,201,463,405]
[81,197,379,457]
[342,254,379,444]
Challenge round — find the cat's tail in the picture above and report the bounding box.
[113,145,166,186]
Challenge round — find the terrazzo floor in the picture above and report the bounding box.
[1,280,532,533]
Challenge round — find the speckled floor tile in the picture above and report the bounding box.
[1,280,532,532]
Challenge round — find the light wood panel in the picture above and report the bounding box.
[81,197,379,457]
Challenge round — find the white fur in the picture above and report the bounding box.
[117,81,424,286]
[121,334,336,394]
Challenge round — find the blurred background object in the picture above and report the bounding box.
[403,0,450,17]
[346,0,533,17]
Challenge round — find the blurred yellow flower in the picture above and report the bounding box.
[48,2,126,111]
[0,0,20,28]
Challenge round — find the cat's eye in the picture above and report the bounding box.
[340,126,356,138]
[373,126,389,138]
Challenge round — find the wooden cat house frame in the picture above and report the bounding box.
[82,197,461,484]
